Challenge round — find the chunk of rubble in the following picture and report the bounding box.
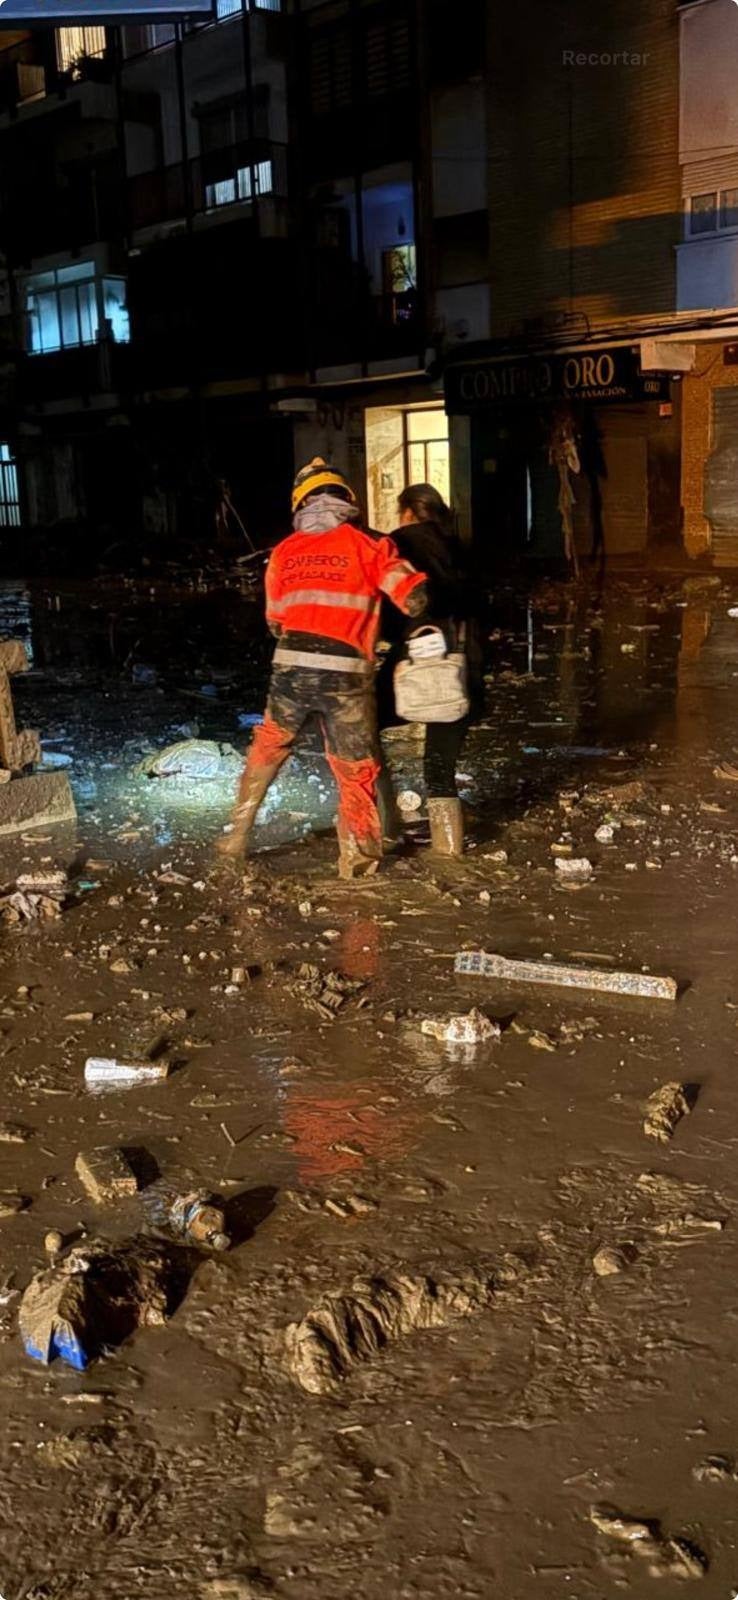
[592,1243,638,1277]
[0,1121,33,1144]
[693,1455,737,1484]
[643,1082,697,1145]
[0,869,68,926]
[590,1504,707,1579]
[135,740,241,781]
[285,1268,495,1394]
[421,1008,500,1046]
[555,857,593,882]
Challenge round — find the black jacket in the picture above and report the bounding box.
[378,519,485,724]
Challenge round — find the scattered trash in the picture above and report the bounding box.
[84,1058,171,1090]
[590,1504,707,1580]
[644,1082,697,1144]
[142,1180,230,1250]
[132,663,158,686]
[595,824,617,844]
[75,1147,140,1204]
[455,950,678,1001]
[0,1120,33,1143]
[555,857,593,882]
[421,1008,501,1046]
[135,740,240,780]
[237,712,264,728]
[528,1030,558,1052]
[728,608,738,619]
[44,1230,64,1261]
[714,762,738,783]
[593,1243,637,1277]
[397,790,422,814]
[0,869,68,925]
[281,963,366,1022]
[39,750,73,769]
[0,1192,28,1219]
[19,1237,183,1370]
[693,1455,738,1484]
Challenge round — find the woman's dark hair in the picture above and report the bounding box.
[398,482,454,535]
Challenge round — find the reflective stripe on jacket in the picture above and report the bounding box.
[265,522,426,660]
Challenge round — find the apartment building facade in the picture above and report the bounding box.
[0,0,489,554]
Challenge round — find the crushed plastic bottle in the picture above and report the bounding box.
[142,1179,230,1251]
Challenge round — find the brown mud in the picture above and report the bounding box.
[1,574,738,1595]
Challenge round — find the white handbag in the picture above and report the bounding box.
[394,625,470,724]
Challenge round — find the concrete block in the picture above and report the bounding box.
[0,772,76,837]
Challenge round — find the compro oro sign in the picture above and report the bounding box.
[444,348,670,413]
[0,0,213,19]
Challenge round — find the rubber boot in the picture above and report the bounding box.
[215,763,282,860]
[427,797,464,857]
[337,828,382,882]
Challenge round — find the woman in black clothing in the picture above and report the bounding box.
[380,483,482,857]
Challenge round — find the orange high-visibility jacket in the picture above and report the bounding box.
[265,522,426,660]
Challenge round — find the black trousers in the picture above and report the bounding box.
[424,716,470,798]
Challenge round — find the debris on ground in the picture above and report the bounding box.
[0,869,68,925]
[595,823,618,844]
[280,962,367,1021]
[0,1120,33,1143]
[0,1192,29,1219]
[590,1504,707,1579]
[693,1455,738,1483]
[84,1057,171,1090]
[74,1147,140,1204]
[713,762,738,783]
[142,1180,230,1250]
[421,1008,501,1046]
[19,1237,186,1369]
[555,856,593,882]
[135,740,241,780]
[455,949,678,1001]
[286,1189,378,1220]
[593,1243,638,1277]
[643,1082,696,1144]
[285,1268,495,1394]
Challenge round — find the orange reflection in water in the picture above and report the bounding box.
[282,1081,420,1184]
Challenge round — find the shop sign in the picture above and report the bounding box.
[445,348,670,412]
[0,0,212,20]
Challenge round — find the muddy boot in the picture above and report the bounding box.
[427,797,464,857]
[215,763,282,860]
[337,830,382,881]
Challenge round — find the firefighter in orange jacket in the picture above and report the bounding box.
[218,458,428,879]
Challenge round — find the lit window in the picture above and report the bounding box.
[0,445,20,530]
[23,264,130,356]
[56,27,106,76]
[204,159,273,210]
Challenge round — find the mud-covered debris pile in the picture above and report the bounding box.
[279,962,367,1022]
[19,1236,190,1370]
[643,1082,697,1144]
[421,1008,500,1046]
[0,870,68,926]
[590,1504,707,1580]
[135,739,241,780]
[285,1267,495,1394]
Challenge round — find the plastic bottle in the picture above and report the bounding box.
[142,1179,230,1251]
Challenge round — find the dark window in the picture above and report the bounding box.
[362,13,411,99]
[433,210,489,288]
[427,0,485,83]
[197,87,270,152]
[309,29,352,117]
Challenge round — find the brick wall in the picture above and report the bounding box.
[486,0,681,337]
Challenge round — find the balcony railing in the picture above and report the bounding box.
[128,142,288,232]
[0,42,47,116]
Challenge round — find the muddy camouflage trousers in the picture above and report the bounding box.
[238,662,382,867]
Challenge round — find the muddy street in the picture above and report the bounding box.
[2,572,738,1598]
